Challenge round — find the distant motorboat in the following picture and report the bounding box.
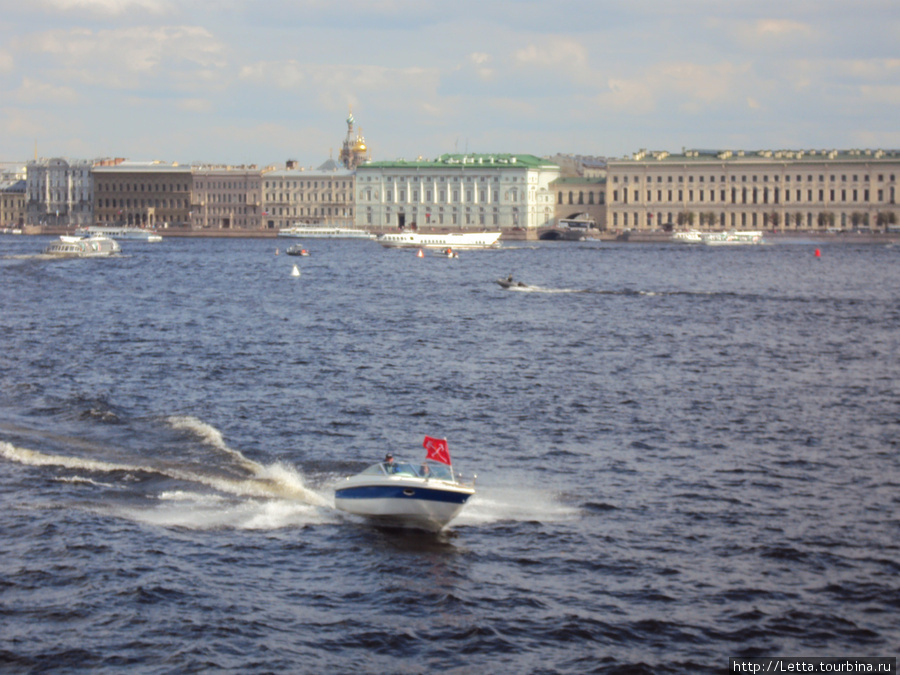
[43,234,120,257]
[285,244,309,256]
[496,277,528,289]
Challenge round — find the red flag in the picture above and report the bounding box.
[423,436,451,465]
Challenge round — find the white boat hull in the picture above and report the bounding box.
[334,465,474,531]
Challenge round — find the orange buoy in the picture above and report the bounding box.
[416,248,424,258]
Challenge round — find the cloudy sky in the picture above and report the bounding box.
[1,0,899,167]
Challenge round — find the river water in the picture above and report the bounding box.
[1,235,897,673]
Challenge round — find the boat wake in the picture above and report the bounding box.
[0,415,335,530]
[453,486,581,527]
[504,285,588,294]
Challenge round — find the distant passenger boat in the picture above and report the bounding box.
[43,234,120,257]
[76,226,162,242]
[701,230,764,245]
[278,224,375,239]
[671,230,703,244]
[377,230,502,249]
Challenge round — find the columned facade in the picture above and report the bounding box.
[607,149,900,232]
[355,154,559,231]
[26,158,94,227]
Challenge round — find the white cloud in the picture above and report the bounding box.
[14,77,79,104]
[35,0,174,16]
[514,38,588,70]
[21,26,226,88]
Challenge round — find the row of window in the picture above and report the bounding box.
[365,175,508,183]
[265,193,346,203]
[95,183,189,192]
[264,180,350,189]
[97,198,188,209]
[364,189,514,204]
[613,173,898,184]
[558,191,605,205]
[612,186,897,205]
[612,210,891,228]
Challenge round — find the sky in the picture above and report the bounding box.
[1,0,899,168]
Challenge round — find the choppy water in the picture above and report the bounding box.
[1,235,898,673]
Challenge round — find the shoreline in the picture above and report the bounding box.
[8,226,899,245]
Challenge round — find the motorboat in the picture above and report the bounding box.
[334,437,475,531]
[43,234,120,257]
[285,244,309,256]
[377,230,501,249]
[75,226,162,242]
[496,276,528,289]
[278,224,375,239]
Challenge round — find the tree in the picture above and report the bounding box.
[677,210,695,227]
[766,211,781,229]
[817,212,835,229]
[876,211,897,229]
[793,212,804,229]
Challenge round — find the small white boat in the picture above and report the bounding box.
[377,230,501,249]
[334,437,475,531]
[75,226,162,242]
[278,224,375,239]
[43,234,120,257]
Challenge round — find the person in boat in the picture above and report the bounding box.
[384,453,395,473]
[507,273,514,283]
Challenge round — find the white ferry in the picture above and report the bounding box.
[377,230,502,249]
[75,226,162,242]
[671,230,703,244]
[278,224,375,239]
[44,234,121,257]
[701,230,764,246]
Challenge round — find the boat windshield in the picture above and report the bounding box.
[361,460,458,482]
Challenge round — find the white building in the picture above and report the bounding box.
[355,154,560,231]
[26,158,95,227]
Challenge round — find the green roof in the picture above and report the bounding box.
[359,153,559,170]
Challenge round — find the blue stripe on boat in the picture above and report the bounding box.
[335,485,471,504]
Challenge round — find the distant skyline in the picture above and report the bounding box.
[1,0,899,167]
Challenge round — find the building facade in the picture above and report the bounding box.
[191,166,263,230]
[355,154,560,231]
[0,179,26,228]
[93,162,193,229]
[607,148,900,232]
[553,176,607,230]
[261,163,355,230]
[26,158,95,227]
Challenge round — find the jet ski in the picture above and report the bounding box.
[496,276,528,289]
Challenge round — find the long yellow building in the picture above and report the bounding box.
[607,149,900,232]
